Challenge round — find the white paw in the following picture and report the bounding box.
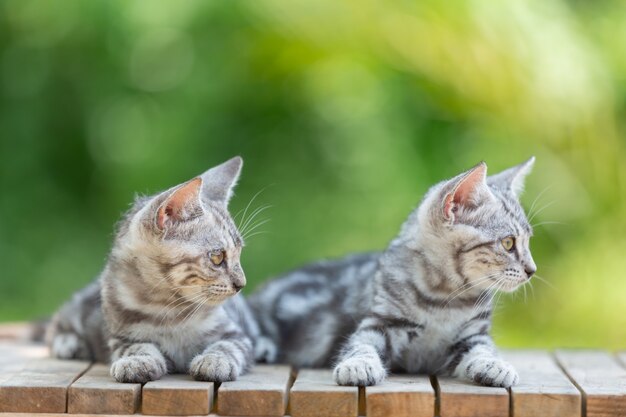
[254,336,278,363]
[189,352,240,382]
[466,357,519,388]
[50,333,89,360]
[110,355,167,383]
[333,356,386,386]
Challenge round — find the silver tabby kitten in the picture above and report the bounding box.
[46,157,258,383]
[250,158,536,388]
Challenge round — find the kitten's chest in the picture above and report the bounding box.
[129,317,223,372]
[390,310,468,373]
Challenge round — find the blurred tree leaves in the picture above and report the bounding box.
[0,0,624,347]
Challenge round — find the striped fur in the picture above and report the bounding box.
[250,158,537,388]
[46,157,259,383]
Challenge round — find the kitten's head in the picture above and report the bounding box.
[408,157,536,293]
[114,156,245,307]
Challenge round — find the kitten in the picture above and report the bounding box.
[250,158,536,387]
[46,157,259,383]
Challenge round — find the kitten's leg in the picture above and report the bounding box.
[446,334,518,388]
[333,317,388,386]
[254,335,278,363]
[189,332,253,382]
[109,339,168,383]
[47,281,102,361]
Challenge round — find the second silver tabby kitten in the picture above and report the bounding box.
[251,158,537,387]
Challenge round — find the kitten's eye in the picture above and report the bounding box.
[501,237,516,252]
[209,250,225,266]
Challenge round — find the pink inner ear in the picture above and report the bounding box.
[454,164,486,205]
[444,163,487,220]
[157,177,202,229]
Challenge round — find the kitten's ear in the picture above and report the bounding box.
[156,178,203,229]
[487,156,535,197]
[442,162,491,222]
[200,156,243,206]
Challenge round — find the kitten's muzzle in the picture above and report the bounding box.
[233,283,245,292]
[524,266,536,279]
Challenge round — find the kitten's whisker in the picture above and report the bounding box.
[241,231,270,240]
[528,200,556,223]
[471,278,502,317]
[240,205,272,235]
[444,274,494,301]
[185,296,212,324]
[527,185,553,219]
[171,295,207,322]
[531,221,567,228]
[242,218,271,239]
[157,291,205,324]
[182,296,208,324]
[531,274,557,291]
[444,274,498,306]
[237,187,269,229]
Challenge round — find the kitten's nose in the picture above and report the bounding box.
[233,283,245,292]
[524,266,536,278]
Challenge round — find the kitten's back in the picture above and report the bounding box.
[249,252,380,367]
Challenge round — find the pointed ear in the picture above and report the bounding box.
[443,162,490,222]
[200,156,243,206]
[156,177,202,229]
[487,156,535,197]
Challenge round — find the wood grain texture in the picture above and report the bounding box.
[68,364,140,414]
[556,350,626,417]
[365,375,434,417]
[289,369,358,417]
[217,365,292,417]
[0,342,49,383]
[142,374,214,416]
[0,322,31,341]
[437,377,509,417]
[0,358,90,413]
[502,350,581,417]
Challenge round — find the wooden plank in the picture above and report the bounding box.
[217,365,292,417]
[142,374,213,416]
[365,374,434,417]
[0,358,90,413]
[0,341,48,361]
[502,350,581,417]
[437,377,509,417]
[0,342,49,381]
[556,350,626,417]
[68,364,140,414]
[289,369,358,417]
[0,322,31,340]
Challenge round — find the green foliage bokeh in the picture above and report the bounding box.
[1,0,625,348]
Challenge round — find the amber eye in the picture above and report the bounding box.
[209,250,225,266]
[501,237,516,252]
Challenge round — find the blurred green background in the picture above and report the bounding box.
[0,0,624,348]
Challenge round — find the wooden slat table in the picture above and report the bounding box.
[0,328,625,416]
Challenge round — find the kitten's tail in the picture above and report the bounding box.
[0,318,49,343]
[29,318,50,342]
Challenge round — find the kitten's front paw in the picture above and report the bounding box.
[110,355,167,383]
[50,333,90,360]
[190,352,240,382]
[466,357,519,388]
[333,356,386,386]
[254,336,278,363]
